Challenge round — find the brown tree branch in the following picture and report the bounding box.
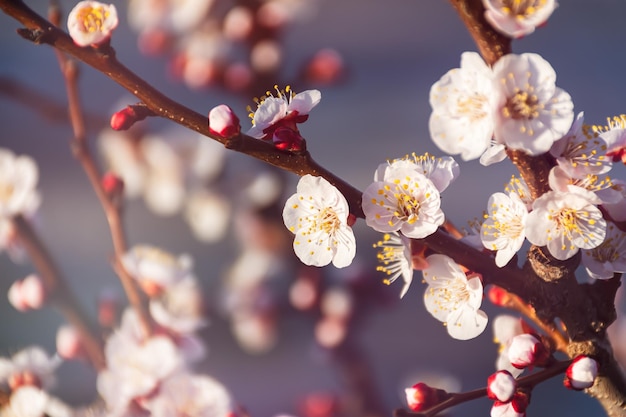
[11,215,105,370]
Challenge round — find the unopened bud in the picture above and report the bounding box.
[98,289,120,328]
[488,285,513,307]
[564,355,598,390]
[487,370,516,403]
[56,325,85,360]
[404,382,449,412]
[8,274,47,312]
[110,106,137,131]
[208,104,241,139]
[102,171,124,197]
[507,333,550,369]
[491,391,530,417]
[303,48,345,86]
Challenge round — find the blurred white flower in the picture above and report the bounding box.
[67,1,118,47]
[602,179,626,222]
[4,385,72,417]
[483,0,558,38]
[150,275,207,334]
[373,232,413,298]
[283,175,356,268]
[121,245,193,295]
[98,328,184,415]
[525,190,606,260]
[184,190,231,243]
[429,52,496,161]
[363,165,444,239]
[582,222,626,280]
[142,372,232,417]
[422,254,488,340]
[128,0,214,33]
[8,274,47,312]
[0,148,40,219]
[0,346,60,391]
[98,129,146,198]
[492,53,573,156]
[481,192,528,267]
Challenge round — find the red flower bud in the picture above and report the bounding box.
[564,355,598,390]
[507,333,551,369]
[404,382,449,412]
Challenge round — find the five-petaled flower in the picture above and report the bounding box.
[481,192,528,267]
[363,163,444,239]
[67,1,119,47]
[525,189,606,260]
[422,254,488,340]
[482,0,558,38]
[492,53,573,156]
[429,52,497,161]
[282,175,356,268]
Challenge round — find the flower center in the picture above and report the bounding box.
[77,6,111,33]
[504,90,539,120]
[457,93,489,122]
[501,0,547,17]
[0,181,15,203]
[393,188,421,224]
[318,207,340,234]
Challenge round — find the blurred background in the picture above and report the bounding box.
[1,0,625,416]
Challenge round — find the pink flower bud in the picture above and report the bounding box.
[488,285,513,307]
[303,48,345,86]
[110,106,137,131]
[98,289,120,328]
[404,382,446,412]
[487,370,516,403]
[56,325,85,360]
[101,171,124,196]
[564,355,598,390]
[208,105,241,139]
[507,333,550,369]
[8,274,46,311]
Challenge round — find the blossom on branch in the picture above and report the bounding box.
[373,232,413,298]
[487,370,516,403]
[67,1,119,47]
[422,254,488,340]
[282,175,356,268]
[0,346,60,391]
[363,164,444,239]
[507,333,550,369]
[246,86,320,150]
[564,355,598,390]
[482,0,558,38]
[481,192,528,267]
[429,52,497,161]
[581,221,626,280]
[525,190,606,260]
[492,53,573,156]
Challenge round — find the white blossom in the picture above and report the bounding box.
[0,346,60,391]
[67,1,118,47]
[525,190,606,260]
[374,153,460,193]
[550,112,612,179]
[363,165,444,239]
[184,190,231,243]
[373,232,413,298]
[483,0,558,38]
[481,192,528,267]
[282,175,356,268]
[142,372,232,417]
[149,275,207,334]
[121,245,193,294]
[0,148,40,219]
[246,86,320,139]
[422,254,488,340]
[429,52,497,161]
[582,222,626,280]
[492,53,574,156]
